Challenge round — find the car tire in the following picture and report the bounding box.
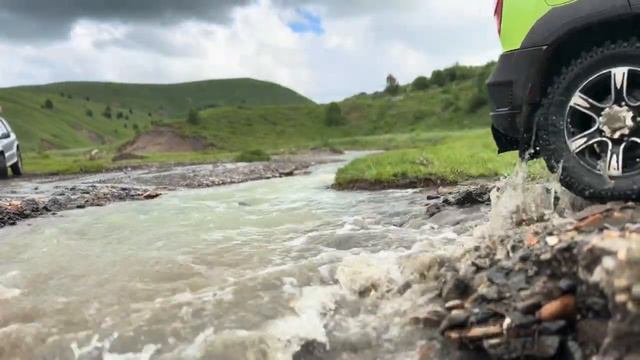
[0,153,8,179]
[537,38,640,201]
[10,149,22,176]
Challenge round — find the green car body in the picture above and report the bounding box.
[500,0,577,52]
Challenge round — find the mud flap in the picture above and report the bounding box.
[491,125,519,154]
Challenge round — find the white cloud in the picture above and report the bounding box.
[0,0,501,103]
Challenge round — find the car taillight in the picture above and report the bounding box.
[494,0,504,35]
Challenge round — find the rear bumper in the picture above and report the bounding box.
[487,46,548,153]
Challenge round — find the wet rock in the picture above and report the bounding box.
[562,340,584,360]
[396,281,413,295]
[476,284,502,302]
[516,297,542,314]
[142,190,162,200]
[425,203,443,218]
[442,276,470,301]
[484,336,561,359]
[442,184,492,207]
[486,266,509,286]
[44,197,65,212]
[472,258,491,270]
[469,307,498,325]
[572,213,605,232]
[559,279,577,294]
[277,167,296,177]
[293,340,327,360]
[411,307,447,328]
[445,323,503,342]
[439,309,470,333]
[539,320,568,335]
[536,295,576,321]
[20,198,41,213]
[507,311,536,329]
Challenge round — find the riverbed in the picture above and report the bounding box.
[0,155,489,359]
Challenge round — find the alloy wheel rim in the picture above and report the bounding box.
[564,66,640,177]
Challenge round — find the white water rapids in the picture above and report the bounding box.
[0,154,500,359]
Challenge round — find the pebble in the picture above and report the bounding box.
[536,295,576,321]
[546,236,560,247]
[445,300,465,311]
[439,309,470,333]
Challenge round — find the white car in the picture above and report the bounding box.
[0,117,23,178]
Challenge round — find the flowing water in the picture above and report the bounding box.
[0,155,492,360]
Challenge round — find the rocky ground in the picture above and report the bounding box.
[412,182,640,359]
[0,153,336,229]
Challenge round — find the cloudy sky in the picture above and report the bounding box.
[0,0,500,102]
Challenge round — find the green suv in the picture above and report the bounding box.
[488,0,640,200]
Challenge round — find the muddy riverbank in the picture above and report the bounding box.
[0,152,338,229]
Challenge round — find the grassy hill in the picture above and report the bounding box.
[169,63,496,152]
[0,78,313,152]
[0,62,497,175]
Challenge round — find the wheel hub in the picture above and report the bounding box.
[564,67,640,178]
[599,104,635,139]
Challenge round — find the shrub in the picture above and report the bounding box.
[85,109,93,117]
[116,111,124,119]
[325,102,345,127]
[412,76,429,91]
[102,106,112,119]
[43,99,54,110]
[412,109,427,122]
[187,108,200,125]
[467,92,488,112]
[235,149,271,163]
[129,108,133,115]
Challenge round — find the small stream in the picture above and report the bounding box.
[0,155,490,359]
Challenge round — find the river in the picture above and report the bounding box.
[0,155,490,359]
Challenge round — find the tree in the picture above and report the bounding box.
[384,74,400,95]
[412,76,429,91]
[43,99,54,110]
[430,70,447,87]
[116,111,124,119]
[187,108,200,125]
[324,102,345,127]
[102,105,112,119]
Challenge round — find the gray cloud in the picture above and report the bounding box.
[0,0,250,41]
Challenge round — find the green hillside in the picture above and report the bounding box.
[0,62,496,175]
[0,78,313,152]
[171,62,495,152]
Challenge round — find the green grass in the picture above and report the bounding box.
[334,130,547,189]
[234,149,271,163]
